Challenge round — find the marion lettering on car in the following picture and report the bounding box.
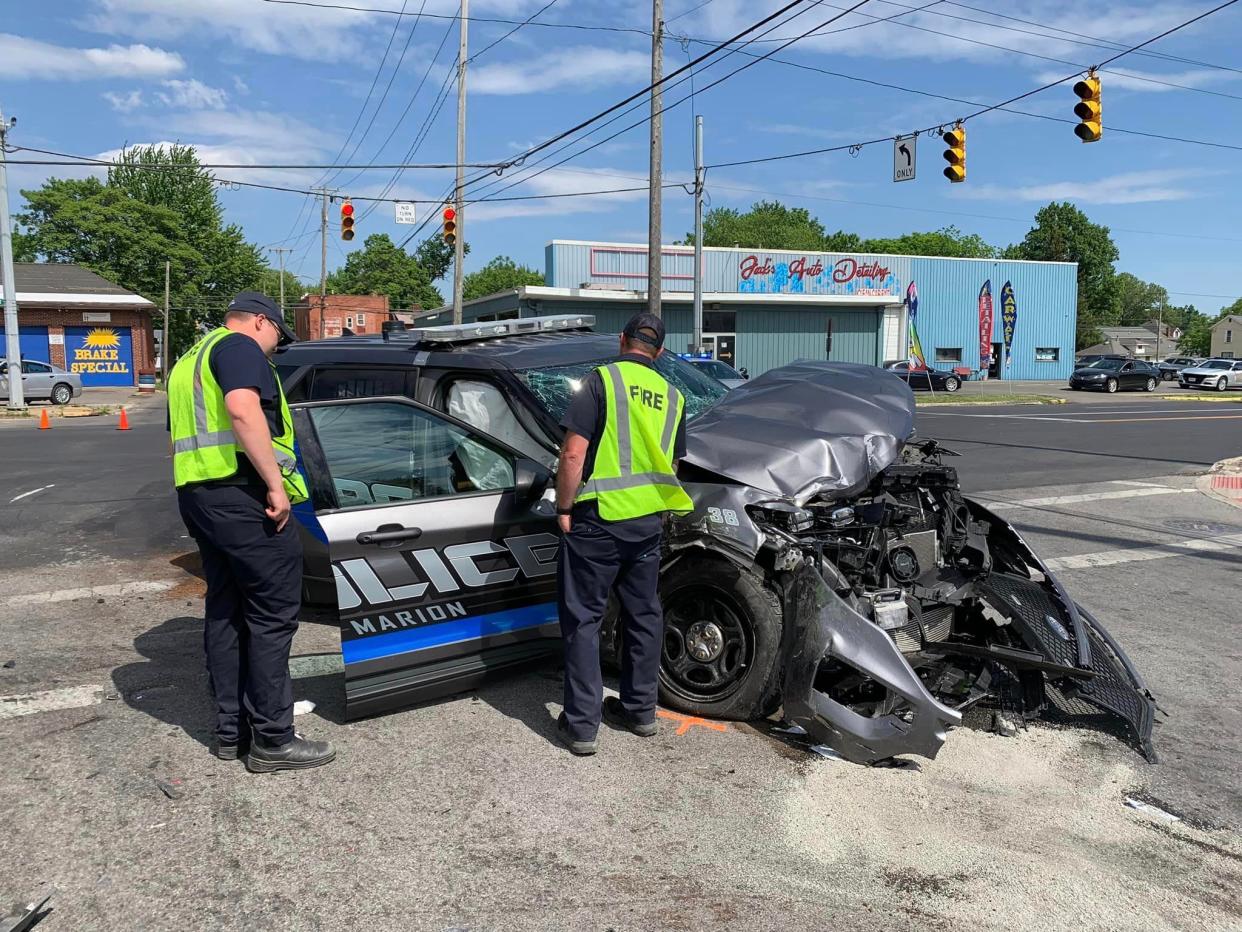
[333,532,560,662]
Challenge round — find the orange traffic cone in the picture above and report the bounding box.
[38,408,51,430]
[117,407,131,431]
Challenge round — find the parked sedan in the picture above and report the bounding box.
[0,358,83,405]
[685,357,748,389]
[1179,358,1242,392]
[1068,358,1161,393]
[1155,355,1201,381]
[883,360,962,392]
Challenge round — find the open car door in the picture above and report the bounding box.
[291,395,561,720]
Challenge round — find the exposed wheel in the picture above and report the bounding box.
[1106,378,1118,393]
[50,383,73,405]
[942,376,961,393]
[1217,377,1229,392]
[1145,377,1157,392]
[658,555,783,721]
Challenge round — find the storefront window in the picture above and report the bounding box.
[1035,347,1060,362]
[934,347,962,364]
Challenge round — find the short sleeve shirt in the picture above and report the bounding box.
[559,353,688,534]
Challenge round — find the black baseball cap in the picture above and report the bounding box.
[622,312,666,350]
[228,291,297,345]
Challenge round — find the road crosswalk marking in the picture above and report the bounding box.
[977,487,1198,511]
[1044,532,1242,572]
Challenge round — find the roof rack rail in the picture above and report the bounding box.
[382,314,595,344]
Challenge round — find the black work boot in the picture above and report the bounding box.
[245,733,336,773]
[602,696,658,738]
[214,739,247,761]
[556,712,599,756]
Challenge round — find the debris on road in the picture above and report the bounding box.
[1124,796,1180,822]
[1,661,13,669]
[155,778,185,800]
[0,893,52,932]
[293,700,316,716]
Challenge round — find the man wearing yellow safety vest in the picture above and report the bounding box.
[554,313,693,755]
[168,292,334,772]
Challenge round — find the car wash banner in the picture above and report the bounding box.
[905,281,928,370]
[1000,280,1017,368]
[978,280,994,371]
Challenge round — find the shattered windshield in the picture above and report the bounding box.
[518,353,729,423]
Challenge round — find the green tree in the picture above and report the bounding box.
[412,235,469,283]
[327,233,443,310]
[463,255,544,300]
[862,226,995,259]
[1005,203,1119,349]
[1179,312,1215,356]
[1112,273,1168,327]
[688,200,861,252]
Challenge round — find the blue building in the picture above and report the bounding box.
[437,241,1078,380]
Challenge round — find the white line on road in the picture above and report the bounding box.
[0,579,178,608]
[978,487,1199,511]
[0,684,104,720]
[8,484,54,504]
[1044,532,1242,572]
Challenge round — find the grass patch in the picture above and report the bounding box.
[1155,393,1242,403]
[917,393,1066,406]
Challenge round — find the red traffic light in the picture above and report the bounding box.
[340,201,355,217]
[442,207,456,222]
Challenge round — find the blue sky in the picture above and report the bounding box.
[3,0,1240,311]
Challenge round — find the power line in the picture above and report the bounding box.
[259,0,649,35]
[467,0,561,62]
[667,0,718,23]
[707,0,1242,169]
[11,146,502,170]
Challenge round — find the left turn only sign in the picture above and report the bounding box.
[893,135,916,182]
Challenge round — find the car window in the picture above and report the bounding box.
[309,401,514,510]
[517,352,727,424]
[1203,361,1230,370]
[446,378,556,467]
[1087,359,1123,370]
[309,367,415,401]
[22,361,51,374]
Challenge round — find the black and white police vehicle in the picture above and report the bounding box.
[279,315,1157,764]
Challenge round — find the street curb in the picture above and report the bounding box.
[1196,456,1242,511]
[917,397,1068,407]
[1154,395,1242,404]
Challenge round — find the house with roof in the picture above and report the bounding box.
[0,263,155,387]
[1077,325,1174,361]
[1211,315,1241,359]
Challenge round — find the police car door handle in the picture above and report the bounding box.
[356,525,422,545]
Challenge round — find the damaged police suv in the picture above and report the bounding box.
[278,315,1157,764]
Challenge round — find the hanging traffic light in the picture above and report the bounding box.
[942,124,966,183]
[442,205,457,246]
[1073,71,1102,143]
[340,199,355,241]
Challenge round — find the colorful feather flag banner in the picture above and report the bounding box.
[906,281,928,370]
[1001,281,1018,368]
[978,279,994,372]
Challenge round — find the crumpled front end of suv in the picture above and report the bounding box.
[668,361,1158,764]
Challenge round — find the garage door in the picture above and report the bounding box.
[64,325,134,386]
[0,325,50,363]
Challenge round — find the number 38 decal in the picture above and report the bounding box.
[706,507,740,526]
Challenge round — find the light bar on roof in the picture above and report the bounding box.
[383,314,595,344]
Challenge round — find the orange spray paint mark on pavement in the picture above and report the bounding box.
[656,709,728,736]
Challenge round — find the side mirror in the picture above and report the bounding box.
[515,457,552,502]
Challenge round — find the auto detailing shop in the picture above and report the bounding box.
[441,241,1078,381]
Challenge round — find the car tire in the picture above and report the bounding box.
[50,383,73,405]
[1106,378,1118,393]
[1217,377,1229,393]
[1145,377,1157,392]
[658,555,783,721]
[942,376,961,393]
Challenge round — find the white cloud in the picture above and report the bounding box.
[961,170,1202,205]
[158,79,229,110]
[103,89,145,112]
[471,47,650,95]
[231,75,250,95]
[0,33,183,79]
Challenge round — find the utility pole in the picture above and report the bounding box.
[0,106,23,411]
[270,246,292,320]
[692,114,704,354]
[319,189,328,339]
[452,0,469,325]
[1156,297,1165,361]
[646,0,663,320]
[162,261,170,377]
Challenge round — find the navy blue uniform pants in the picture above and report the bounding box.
[177,484,302,747]
[557,517,663,741]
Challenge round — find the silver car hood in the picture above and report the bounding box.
[684,361,915,505]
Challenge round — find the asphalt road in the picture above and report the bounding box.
[916,400,1242,490]
[2,392,1241,929]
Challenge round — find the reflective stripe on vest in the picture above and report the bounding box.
[575,361,693,519]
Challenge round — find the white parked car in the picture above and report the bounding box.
[1178,358,1242,392]
[0,358,84,405]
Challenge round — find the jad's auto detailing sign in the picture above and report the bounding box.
[65,326,134,386]
[725,250,909,297]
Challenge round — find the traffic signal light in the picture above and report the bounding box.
[1073,71,1102,143]
[340,199,355,241]
[942,124,966,183]
[442,205,457,246]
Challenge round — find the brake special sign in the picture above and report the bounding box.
[70,328,130,375]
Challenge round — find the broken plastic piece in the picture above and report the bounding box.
[1,893,52,932]
[1124,797,1179,822]
[772,722,808,736]
[293,700,316,716]
[1,660,14,669]
[808,744,847,761]
[155,778,184,800]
